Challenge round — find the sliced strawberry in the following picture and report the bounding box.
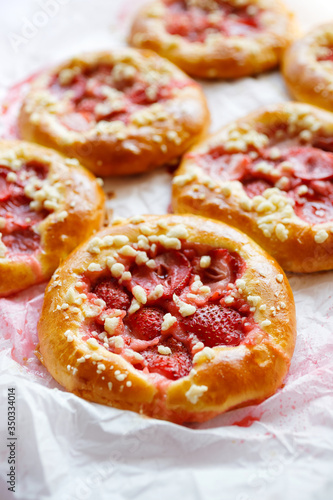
[317,48,333,62]
[69,75,88,102]
[92,278,131,311]
[243,179,273,198]
[309,180,333,197]
[313,136,333,153]
[294,199,333,224]
[127,82,152,105]
[198,149,251,182]
[25,161,48,180]
[2,229,40,253]
[181,304,246,347]
[127,307,164,341]
[76,97,100,114]
[203,249,235,284]
[286,147,333,181]
[0,164,49,236]
[142,336,192,380]
[130,250,191,299]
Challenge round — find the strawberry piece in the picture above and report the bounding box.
[198,149,251,182]
[92,278,131,311]
[286,147,333,181]
[181,304,246,347]
[243,179,273,198]
[76,97,100,114]
[69,75,88,102]
[142,336,192,379]
[131,250,191,299]
[313,136,333,152]
[0,163,49,249]
[317,47,333,62]
[127,307,164,341]
[2,229,40,253]
[127,82,152,104]
[196,249,242,299]
[294,199,333,224]
[203,248,237,284]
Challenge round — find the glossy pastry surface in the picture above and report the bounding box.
[129,0,297,79]
[38,214,296,424]
[0,140,105,296]
[19,49,210,176]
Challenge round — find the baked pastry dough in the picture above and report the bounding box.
[0,140,105,297]
[283,23,333,112]
[172,102,333,273]
[37,214,296,424]
[18,49,210,176]
[129,0,297,79]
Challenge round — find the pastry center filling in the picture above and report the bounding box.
[198,142,333,224]
[164,0,262,43]
[82,242,254,380]
[0,162,49,255]
[50,63,187,132]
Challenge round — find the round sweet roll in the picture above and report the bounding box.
[18,50,210,176]
[129,0,297,79]
[172,103,333,273]
[0,140,105,297]
[283,23,333,112]
[37,214,296,424]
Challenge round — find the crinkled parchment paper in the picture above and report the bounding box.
[1,1,333,499]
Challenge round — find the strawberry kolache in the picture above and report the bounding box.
[172,103,333,272]
[129,0,297,78]
[0,140,105,297]
[18,50,210,176]
[37,215,296,423]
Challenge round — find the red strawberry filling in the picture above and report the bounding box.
[50,64,191,131]
[92,278,131,311]
[127,307,165,341]
[84,241,259,380]
[317,46,333,62]
[164,0,262,43]
[139,337,192,380]
[181,304,246,347]
[130,250,191,299]
[195,142,333,225]
[0,162,49,256]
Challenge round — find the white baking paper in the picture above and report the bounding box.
[1,1,333,499]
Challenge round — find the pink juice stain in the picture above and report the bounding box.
[232,410,264,428]
[0,283,51,380]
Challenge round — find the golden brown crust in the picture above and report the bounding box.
[37,214,296,424]
[18,49,210,176]
[172,102,333,273]
[129,0,297,79]
[283,23,333,112]
[0,140,105,296]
